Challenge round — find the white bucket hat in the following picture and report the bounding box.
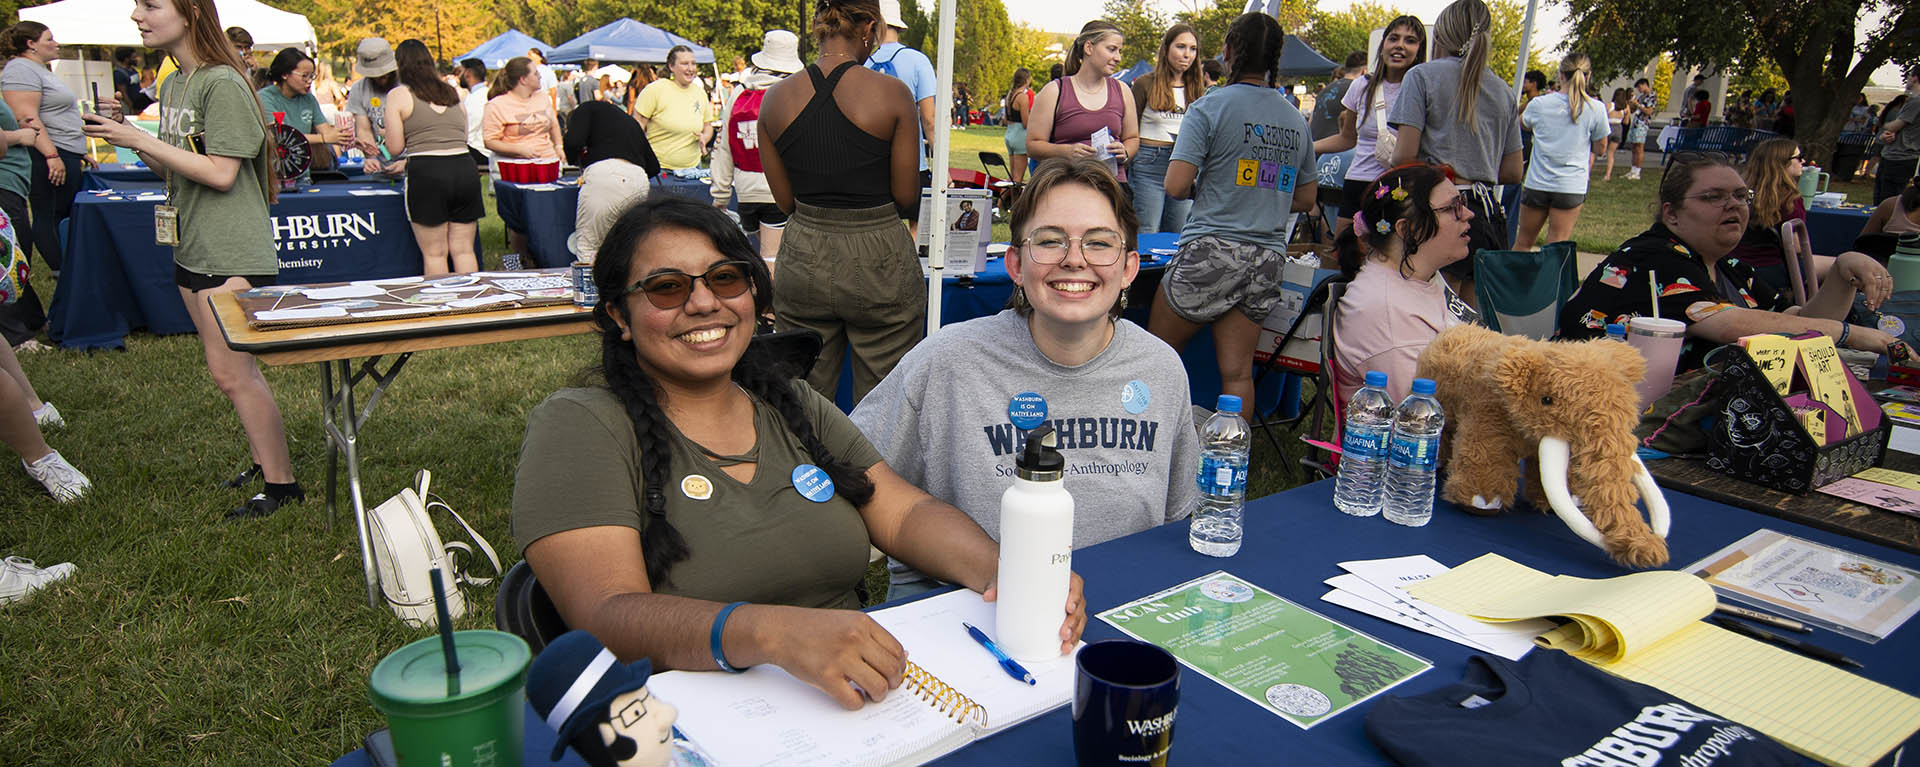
[750,30,803,74]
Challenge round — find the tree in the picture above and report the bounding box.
[1302,1,1407,71]
[951,0,1017,104]
[1172,0,1313,66]
[304,0,500,62]
[1100,0,1168,71]
[1561,0,1920,164]
[1485,0,1552,87]
[578,0,794,67]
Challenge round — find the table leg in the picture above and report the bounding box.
[322,363,339,534]
[317,353,413,610]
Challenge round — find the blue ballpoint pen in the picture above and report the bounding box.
[963,622,1037,686]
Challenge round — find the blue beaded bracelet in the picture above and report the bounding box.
[711,601,748,673]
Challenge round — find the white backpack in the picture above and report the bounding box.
[367,470,502,627]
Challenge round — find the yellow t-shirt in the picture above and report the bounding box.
[636,78,711,170]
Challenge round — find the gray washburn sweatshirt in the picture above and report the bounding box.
[850,310,1201,587]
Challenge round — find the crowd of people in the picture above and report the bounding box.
[2,0,1919,728]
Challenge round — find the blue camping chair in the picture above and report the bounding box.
[1472,240,1580,340]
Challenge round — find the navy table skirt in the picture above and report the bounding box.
[49,181,429,349]
[83,159,367,190]
[1807,204,1872,256]
[493,175,717,268]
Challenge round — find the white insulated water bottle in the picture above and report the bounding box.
[995,425,1074,662]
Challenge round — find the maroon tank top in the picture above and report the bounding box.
[1050,77,1126,180]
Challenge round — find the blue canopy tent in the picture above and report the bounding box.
[456,29,553,70]
[1114,60,1151,84]
[546,18,715,64]
[1278,35,1337,77]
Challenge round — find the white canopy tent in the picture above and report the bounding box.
[21,0,317,50]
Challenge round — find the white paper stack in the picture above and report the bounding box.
[1320,555,1553,660]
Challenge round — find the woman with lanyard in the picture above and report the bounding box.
[256,48,343,183]
[85,0,300,519]
[850,158,1200,601]
[1,22,86,280]
[1001,68,1032,186]
[1147,12,1316,408]
[758,0,922,405]
[511,196,1087,710]
[1388,0,1522,303]
[1558,154,1894,372]
[1312,15,1426,237]
[1026,21,1138,182]
[1129,24,1202,235]
[383,39,483,276]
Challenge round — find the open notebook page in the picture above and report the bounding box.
[647,589,1075,767]
[1410,554,1920,767]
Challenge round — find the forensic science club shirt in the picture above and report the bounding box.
[1365,650,1802,766]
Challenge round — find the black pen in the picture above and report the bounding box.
[1709,616,1863,670]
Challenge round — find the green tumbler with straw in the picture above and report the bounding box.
[1893,233,1920,293]
[369,630,531,767]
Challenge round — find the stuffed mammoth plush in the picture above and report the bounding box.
[1415,324,1672,567]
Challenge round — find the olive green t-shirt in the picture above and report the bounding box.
[157,65,276,276]
[511,383,883,610]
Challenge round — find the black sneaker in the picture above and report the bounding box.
[219,464,262,489]
[226,485,304,520]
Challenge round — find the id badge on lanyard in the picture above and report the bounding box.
[156,70,199,247]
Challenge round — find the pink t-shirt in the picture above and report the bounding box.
[1334,260,1478,403]
[481,90,559,160]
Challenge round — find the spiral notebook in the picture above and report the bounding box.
[647,589,1079,766]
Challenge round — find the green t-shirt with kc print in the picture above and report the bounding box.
[511,382,885,610]
[157,64,275,277]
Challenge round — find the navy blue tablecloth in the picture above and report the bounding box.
[936,479,1920,765]
[1808,204,1872,256]
[493,175,716,269]
[84,160,366,190]
[48,181,427,349]
[335,480,1920,766]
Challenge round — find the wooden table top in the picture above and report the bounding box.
[209,292,595,366]
[1647,454,1920,556]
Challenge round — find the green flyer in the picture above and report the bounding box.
[1096,570,1430,729]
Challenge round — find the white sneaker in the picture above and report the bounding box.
[23,451,89,502]
[0,556,76,605]
[33,402,63,428]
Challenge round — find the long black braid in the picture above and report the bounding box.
[589,196,869,587]
[1224,12,1286,88]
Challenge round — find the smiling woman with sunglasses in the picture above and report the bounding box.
[1558,154,1893,373]
[511,197,1086,712]
[1332,163,1480,403]
[850,157,1199,601]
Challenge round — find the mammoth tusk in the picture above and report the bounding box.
[1537,437,1607,549]
[1631,455,1671,539]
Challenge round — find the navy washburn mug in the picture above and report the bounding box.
[1073,639,1180,766]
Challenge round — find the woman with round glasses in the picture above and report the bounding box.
[512,196,1086,711]
[852,157,1199,600]
[1558,154,1893,373]
[1332,164,1480,404]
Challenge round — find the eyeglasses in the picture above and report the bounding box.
[1789,152,1803,162]
[619,262,753,309]
[1020,228,1126,266]
[1685,188,1754,207]
[1432,194,1471,221]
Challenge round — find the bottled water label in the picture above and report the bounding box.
[1198,454,1247,495]
[1344,428,1386,459]
[1388,433,1440,470]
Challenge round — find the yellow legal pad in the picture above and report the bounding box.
[1407,554,1920,767]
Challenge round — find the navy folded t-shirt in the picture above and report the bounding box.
[1365,650,1808,766]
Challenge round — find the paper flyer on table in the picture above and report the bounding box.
[1097,571,1428,729]
[916,186,991,276]
[1685,529,1920,643]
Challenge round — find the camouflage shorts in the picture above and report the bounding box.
[1161,235,1287,324]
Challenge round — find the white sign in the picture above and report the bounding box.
[916,187,991,277]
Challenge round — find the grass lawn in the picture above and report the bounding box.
[0,128,1868,764]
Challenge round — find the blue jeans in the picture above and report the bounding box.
[1129,143,1192,235]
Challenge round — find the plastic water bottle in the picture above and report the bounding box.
[1605,323,1628,342]
[1333,371,1395,517]
[1383,378,1445,527]
[1189,395,1250,557]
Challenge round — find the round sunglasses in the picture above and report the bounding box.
[619,262,753,309]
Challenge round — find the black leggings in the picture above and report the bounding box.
[28,148,82,272]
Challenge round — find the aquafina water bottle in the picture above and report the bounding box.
[1189,395,1250,557]
[1383,378,1444,527]
[1333,371,1395,516]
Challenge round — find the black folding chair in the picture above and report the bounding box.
[1250,277,1349,484]
[978,151,1024,212]
[493,561,569,655]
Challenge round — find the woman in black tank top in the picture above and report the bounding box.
[754,0,925,405]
